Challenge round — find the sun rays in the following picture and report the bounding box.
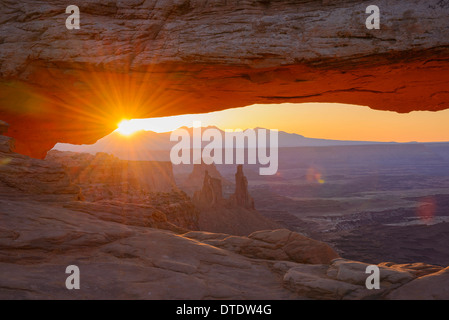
[116,119,141,136]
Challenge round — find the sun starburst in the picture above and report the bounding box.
[116,119,140,136]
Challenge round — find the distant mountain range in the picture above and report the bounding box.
[52,126,435,161]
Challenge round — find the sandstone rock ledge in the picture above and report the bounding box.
[1,196,447,299]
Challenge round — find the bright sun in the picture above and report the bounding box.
[116,120,140,136]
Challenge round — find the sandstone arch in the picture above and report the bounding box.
[1,0,449,157]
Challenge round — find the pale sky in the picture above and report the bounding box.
[116,103,449,143]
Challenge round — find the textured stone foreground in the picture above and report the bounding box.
[1,195,447,300]
[1,1,449,157]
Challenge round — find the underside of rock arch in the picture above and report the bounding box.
[1,0,449,158]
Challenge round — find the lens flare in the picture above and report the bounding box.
[306,167,325,184]
[417,196,436,223]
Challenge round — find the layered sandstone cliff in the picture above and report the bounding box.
[46,150,177,201]
[45,149,200,230]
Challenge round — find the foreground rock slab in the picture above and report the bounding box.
[1,196,448,299]
[0,198,297,299]
[184,229,340,264]
[386,267,449,300]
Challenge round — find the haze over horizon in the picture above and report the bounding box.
[114,103,449,143]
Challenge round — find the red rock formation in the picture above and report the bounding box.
[0,121,8,135]
[192,165,278,235]
[230,165,255,210]
[1,1,449,157]
[192,170,224,207]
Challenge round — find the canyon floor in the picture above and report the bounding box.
[234,145,449,267]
